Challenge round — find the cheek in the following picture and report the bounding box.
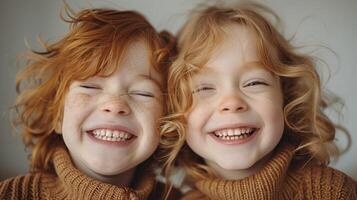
[185,105,210,145]
[63,93,92,127]
[262,97,284,132]
[186,103,208,129]
[273,92,284,126]
[186,110,197,132]
[65,93,92,109]
[144,101,163,119]
[185,122,204,154]
[264,88,284,120]
[270,107,284,131]
[135,101,163,128]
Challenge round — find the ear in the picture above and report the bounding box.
[54,119,62,134]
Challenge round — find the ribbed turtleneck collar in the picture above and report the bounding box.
[194,143,296,200]
[48,145,155,200]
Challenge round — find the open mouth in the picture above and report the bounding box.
[211,127,258,141]
[88,129,136,142]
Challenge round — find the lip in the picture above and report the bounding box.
[209,128,260,145]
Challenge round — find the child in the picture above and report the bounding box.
[0,7,175,200]
[161,2,357,199]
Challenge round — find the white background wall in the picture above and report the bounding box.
[1,0,356,181]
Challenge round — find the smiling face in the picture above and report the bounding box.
[60,41,163,179]
[185,25,284,179]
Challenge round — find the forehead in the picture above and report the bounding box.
[119,40,162,83]
[86,38,161,80]
[195,25,259,74]
[192,24,279,78]
[121,41,151,70]
[208,24,259,65]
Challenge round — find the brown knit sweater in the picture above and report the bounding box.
[0,145,162,200]
[182,143,357,200]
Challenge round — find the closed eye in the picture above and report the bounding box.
[244,81,269,87]
[80,85,101,89]
[193,86,215,94]
[131,92,155,98]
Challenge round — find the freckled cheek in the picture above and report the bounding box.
[135,101,164,119]
[63,93,94,124]
[134,102,163,135]
[154,104,165,119]
[65,93,93,110]
[62,93,94,133]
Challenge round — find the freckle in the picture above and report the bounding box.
[66,93,91,108]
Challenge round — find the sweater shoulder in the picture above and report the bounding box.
[0,173,44,200]
[299,164,357,199]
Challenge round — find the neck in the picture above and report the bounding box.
[206,152,273,180]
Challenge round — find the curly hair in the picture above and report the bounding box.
[160,2,346,184]
[13,6,173,173]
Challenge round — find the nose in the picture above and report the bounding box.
[101,97,131,115]
[219,94,248,113]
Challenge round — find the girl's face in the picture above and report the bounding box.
[186,25,284,179]
[60,41,163,179]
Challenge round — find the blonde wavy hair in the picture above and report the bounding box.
[160,2,347,184]
[13,6,174,173]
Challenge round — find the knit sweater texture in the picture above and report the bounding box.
[182,143,357,200]
[0,145,161,200]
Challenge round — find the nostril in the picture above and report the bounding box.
[118,110,127,114]
[221,105,246,112]
[222,108,230,111]
[101,100,131,115]
[237,106,244,111]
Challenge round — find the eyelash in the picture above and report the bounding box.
[80,85,100,89]
[131,92,155,98]
[244,81,268,87]
[193,86,215,93]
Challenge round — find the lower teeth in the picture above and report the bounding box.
[215,132,253,140]
[93,135,130,141]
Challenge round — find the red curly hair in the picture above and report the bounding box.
[13,6,174,173]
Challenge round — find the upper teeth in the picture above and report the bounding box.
[214,128,254,137]
[92,129,132,139]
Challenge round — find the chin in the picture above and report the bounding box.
[87,160,133,176]
[216,159,257,171]
[89,167,120,176]
[97,167,136,177]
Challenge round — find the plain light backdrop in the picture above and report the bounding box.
[1,0,356,181]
